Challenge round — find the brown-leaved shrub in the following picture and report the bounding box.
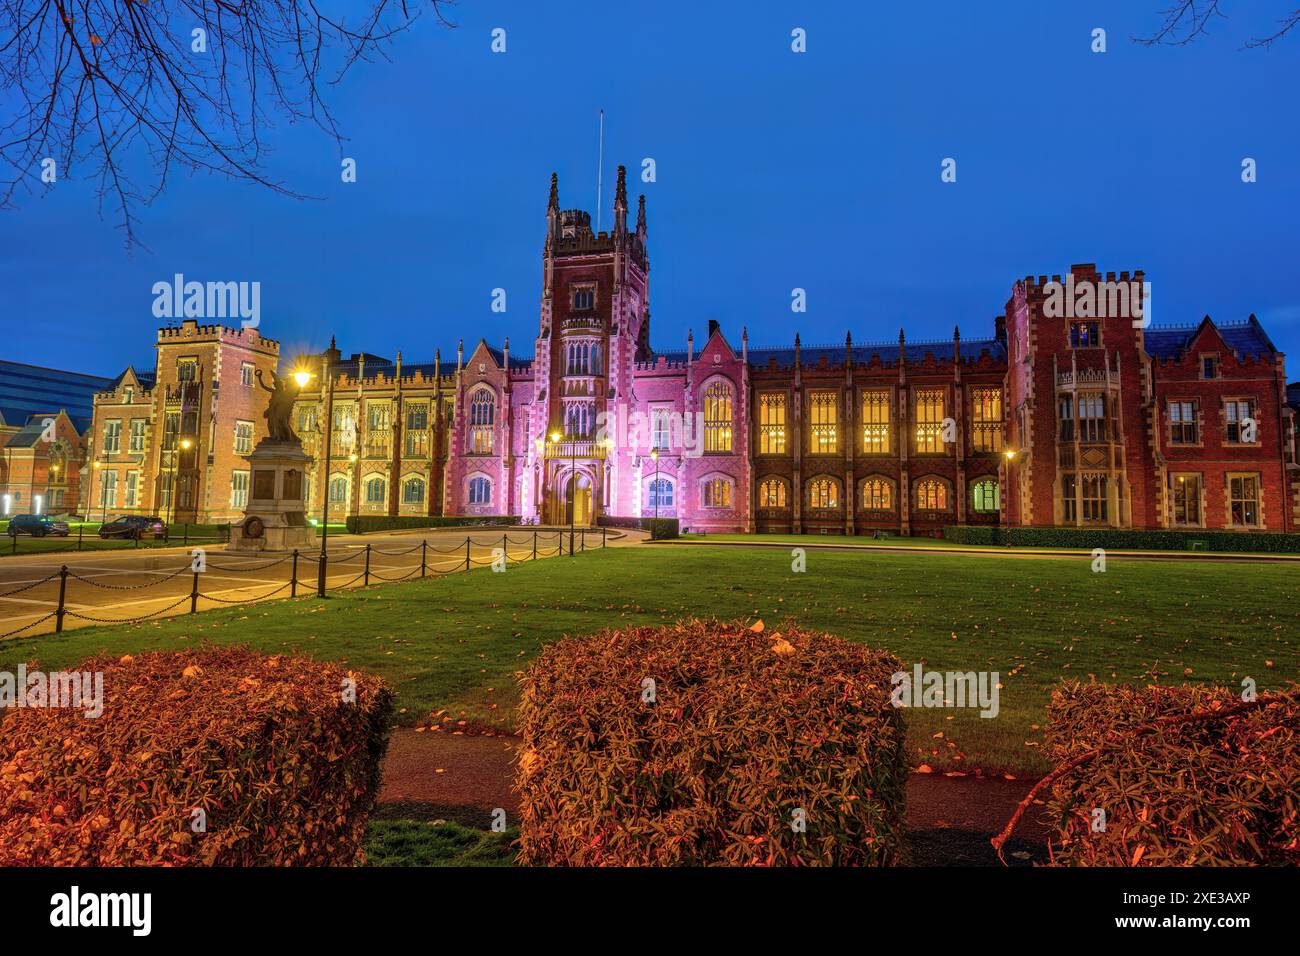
[1043,681,1300,866]
[516,619,907,866]
[0,647,393,866]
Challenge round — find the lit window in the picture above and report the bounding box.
[861,477,892,511]
[971,478,999,513]
[241,363,254,387]
[703,477,731,508]
[758,393,786,454]
[758,477,787,508]
[469,476,492,504]
[1062,474,1076,523]
[469,389,495,454]
[1170,474,1201,526]
[809,391,838,454]
[1070,322,1100,348]
[328,475,348,503]
[914,477,948,511]
[970,388,1003,452]
[177,358,197,382]
[365,476,386,503]
[652,409,673,451]
[703,381,733,453]
[914,390,945,453]
[125,472,139,508]
[808,477,839,510]
[129,419,147,453]
[862,390,891,454]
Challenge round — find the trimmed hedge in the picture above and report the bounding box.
[944,524,1300,553]
[516,619,907,866]
[596,515,680,540]
[345,515,521,534]
[0,648,393,866]
[1042,681,1300,866]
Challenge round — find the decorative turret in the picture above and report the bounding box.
[953,324,961,362]
[687,328,694,364]
[546,172,559,244]
[898,328,906,365]
[613,165,628,236]
[456,338,464,373]
[636,194,646,236]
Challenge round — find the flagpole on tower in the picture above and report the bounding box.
[595,108,605,233]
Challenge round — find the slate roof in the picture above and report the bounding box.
[0,360,114,432]
[652,337,1007,367]
[1143,316,1277,361]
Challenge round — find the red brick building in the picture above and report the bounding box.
[1005,265,1296,532]
[82,322,281,524]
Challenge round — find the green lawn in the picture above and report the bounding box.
[5,545,1295,775]
[364,820,517,867]
[0,520,231,556]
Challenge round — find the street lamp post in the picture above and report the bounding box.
[170,438,192,529]
[314,353,337,597]
[93,460,106,525]
[1002,448,1016,544]
[651,447,660,521]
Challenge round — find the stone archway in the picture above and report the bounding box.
[565,473,592,526]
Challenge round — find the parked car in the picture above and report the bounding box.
[6,514,70,537]
[98,515,168,540]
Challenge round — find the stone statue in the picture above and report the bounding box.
[255,368,298,443]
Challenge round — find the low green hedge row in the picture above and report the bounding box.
[943,525,1300,553]
[597,515,680,539]
[344,515,522,534]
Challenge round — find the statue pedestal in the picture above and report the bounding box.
[228,440,319,552]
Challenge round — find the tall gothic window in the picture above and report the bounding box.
[970,387,1003,452]
[647,478,674,508]
[862,389,890,454]
[468,476,492,505]
[758,393,786,455]
[914,477,949,511]
[808,391,838,454]
[1078,393,1107,443]
[402,477,425,504]
[861,476,893,511]
[758,477,788,508]
[914,390,945,454]
[807,476,839,509]
[702,476,731,507]
[703,381,733,453]
[469,389,495,454]
[971,477,999,513]
[1081,474,1108,522]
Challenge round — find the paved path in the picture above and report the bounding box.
[376,728,1051,866]
[0,526,640,640]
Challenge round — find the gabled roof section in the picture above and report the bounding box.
[1144,315,1278,362]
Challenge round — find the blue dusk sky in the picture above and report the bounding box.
[1,0,1297,376]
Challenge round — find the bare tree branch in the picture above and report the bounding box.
[1137,1,1300,48]
[0,0,455,248]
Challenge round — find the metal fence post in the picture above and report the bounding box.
[56,564,68,633]
[183,524,188,546]
[364,543,372,586]
[78,524,83,551]
[465,537,471,572]
[317,550,328,598]
[581,529,585,552]
[532,529,537,561]
[190,568,199,614]
[291,549,299,598]
[503,533,508,566]
[602,526,607,548]
[420,540,428,578]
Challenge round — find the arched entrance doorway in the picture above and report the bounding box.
[565,473,592,526]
